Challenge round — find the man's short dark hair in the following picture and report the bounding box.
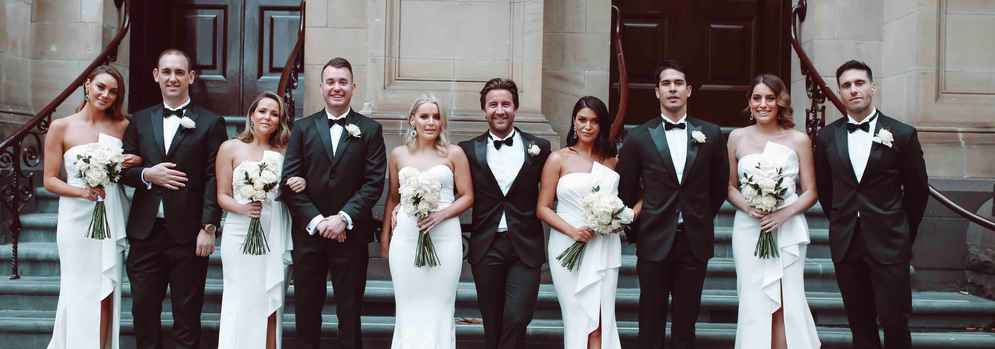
[479,78,520,110]
[321,57,354,81]
[835,59,874,84]
[157,49,193,70]
[653,59,689,85]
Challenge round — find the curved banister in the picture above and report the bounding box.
[276,0,305,122]
[0,0,131,279]
[609,2,629,142]
[788,0,995,232]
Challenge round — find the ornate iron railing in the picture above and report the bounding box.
[609,1,629,142]
[0,0,132,279]
[788,0,995,231]
[276,0,305,122]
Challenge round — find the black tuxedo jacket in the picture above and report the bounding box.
[281,110,387,250]
[121,104,227,243]
[815,112,928,264]
[458,129,551,268]
[618,116,729,262]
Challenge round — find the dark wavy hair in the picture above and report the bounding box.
[238,91,291,148]
[566,96,616,159]
[77,65,126,121]
[743,74,794,129]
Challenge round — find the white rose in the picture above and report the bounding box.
[874,128,894,147]
[691,130,707,143]
[760,196,778,211]
[259,170,279,186]
[528,144,540,156]
[84,167,109,187]
[179,116,196,129]
[741,185,759,200]
[345,124,362,138]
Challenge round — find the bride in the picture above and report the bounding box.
[379,94,474,348]
[726,74,821,349]
[537,96,622,349]
[43,65,141,349]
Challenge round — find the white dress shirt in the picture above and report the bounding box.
[486,129,525,232]
[847,108,878,182]
[306,108,355,235]
[142,99,191,218]
[663,114,688,223]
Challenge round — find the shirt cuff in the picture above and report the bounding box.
[338,211,354,230]
[306,215,324,235]
[140,168,152,190]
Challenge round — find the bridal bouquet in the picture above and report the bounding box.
[556,184,634,271]
[399,167,442,267]
[233,159,280,255]
[740,158,789,259]
[73,143,124,240]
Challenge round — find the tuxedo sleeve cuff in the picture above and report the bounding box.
[338,211,354,230]
[306,215,324,235]
[140,168,152,190]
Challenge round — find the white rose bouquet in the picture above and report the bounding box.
[556,184,634,271]
[399,167,442,267]
[73,143,124,240]
[233,159,281,255]
[740,158,789,259]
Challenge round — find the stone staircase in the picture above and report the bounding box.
[2,187,995,348]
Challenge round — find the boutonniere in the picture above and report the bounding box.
[345,124,362,138]
[179,116,196,129]
[527,143,541,156]
[691,130,707,144]
[873,128,894,148]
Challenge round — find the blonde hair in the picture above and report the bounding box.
[237,91,291,148]
[405,94,449,155]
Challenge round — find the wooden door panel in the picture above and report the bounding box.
[172,1,242,116]
[243,0,301,113]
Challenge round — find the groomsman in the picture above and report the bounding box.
[458,78,551,349]
[618,60,729,349]
[121,49,227,348]
[815,60,928,349]
[281,57,387,349]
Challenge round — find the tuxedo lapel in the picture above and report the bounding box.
[648,119,679,184]
[506,129,535,195]
[165,108,193,158]
[473,133,502,194]
[835,122,859,184]
[312,114,336,164]
[150,105,166,158]
[864,114,888,179]
[681,120,702,185]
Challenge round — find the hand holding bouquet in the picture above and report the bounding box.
[399,167,442,267]
[74,143,124,240]
[556,185,634,271]
[740,158,789,259]
[234,159,280,255]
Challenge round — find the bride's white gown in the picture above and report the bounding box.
[48,133,128,349]
[733,141,820,348]
[218,150,293,349]
[389,165,463,349]
[547,162,622,349]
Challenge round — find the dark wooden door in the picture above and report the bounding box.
[129,0,302,117]
[611,0,790,127]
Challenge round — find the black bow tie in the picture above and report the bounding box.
[664,121,686,131]
[164,108,185,118]
[492,137,513,150]
[846,114,877,133]
[328,118,347,128]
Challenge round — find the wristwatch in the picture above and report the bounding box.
[203,224,218,234]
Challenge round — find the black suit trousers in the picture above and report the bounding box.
[292,241,369,349]
[637,229,708,349]
[126,220,209,349]
[471,233,541,349]
[834,224,912,349]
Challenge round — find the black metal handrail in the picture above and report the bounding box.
[789,0,995,232]
[276,0,305,122]
[0,0,132,279]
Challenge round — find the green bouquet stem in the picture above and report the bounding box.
[85,197,110,240]
[242,210,270,255]
[754,228,779,259]
[415,226,440,267]
[556,241,587,271]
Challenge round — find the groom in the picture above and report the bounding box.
[121,48,227,348]
[281,57,387,349]
[815,60,928,349]
[618,60,729,349]
[458,78,551,349]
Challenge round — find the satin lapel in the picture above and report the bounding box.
[506,130,535,195]
[165,108,194,158]
[835,122,859,184]
[864,114,887,179]
[329,113,355,170]
[474,133,502,194]
[312,115,336,164]
[681,120,702,185]
[648,120,679,184]
[150,105,166,158]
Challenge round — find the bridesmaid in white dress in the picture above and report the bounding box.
[538,96,622,349]
[215,92,306,349]
[43,65,142,349]
[726,74,821,349]
[379,95,474,349]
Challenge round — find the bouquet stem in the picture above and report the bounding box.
[556,241,587,271]
[754,228,779,259]
[415,228,439,267]
[242,215,270,255]
[85,198,110,240]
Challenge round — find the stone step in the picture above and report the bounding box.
[0,310,992,349]
[3,276,992,331]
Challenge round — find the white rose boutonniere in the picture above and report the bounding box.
[179,116,196,129]
[873,128,894,148]
[345,124,362,138]
[691,130,707,144]
[528,143,540,156]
